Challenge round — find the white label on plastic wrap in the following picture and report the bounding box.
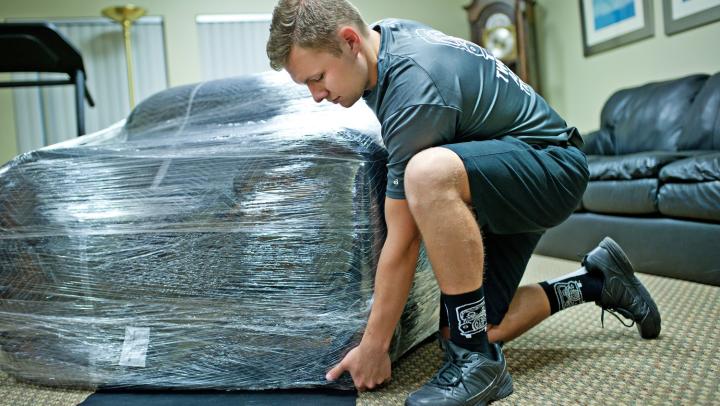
[119,327,150,367]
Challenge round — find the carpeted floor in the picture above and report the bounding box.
[1,255,718,405]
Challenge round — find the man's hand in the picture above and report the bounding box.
[326,340,391,391]
[325,198,418,391]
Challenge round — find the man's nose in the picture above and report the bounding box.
[309,84,328,103]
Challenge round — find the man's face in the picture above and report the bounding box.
[285,41,368,108]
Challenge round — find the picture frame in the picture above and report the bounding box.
[663,0,720,35]
[579,0,655,56]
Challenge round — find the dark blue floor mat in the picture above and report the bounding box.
[78,388,357,406]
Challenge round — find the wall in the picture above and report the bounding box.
[535,0,720,134]
[0,75,17,164]
[7,1,718,161]
[0,0,470,164]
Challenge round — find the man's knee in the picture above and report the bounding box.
[404,147,469,208]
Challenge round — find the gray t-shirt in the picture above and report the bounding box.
[362,19,579,199]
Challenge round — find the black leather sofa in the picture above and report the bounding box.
[536,73,720,286]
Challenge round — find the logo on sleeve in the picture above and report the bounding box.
[416,28,490,59]
[415,28,533,96]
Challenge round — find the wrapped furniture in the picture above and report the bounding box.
[0,72,439,389]
[537,72,720,286]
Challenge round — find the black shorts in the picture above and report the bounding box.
[441,136,589,324]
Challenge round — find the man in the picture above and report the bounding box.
[266,1,661,404]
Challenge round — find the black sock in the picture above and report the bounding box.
[441,287,491,354]
[439,296,449,330]
[539,267,604,314]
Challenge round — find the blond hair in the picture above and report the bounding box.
[266,0,369,71]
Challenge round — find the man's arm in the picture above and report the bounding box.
[363,196,421,350]
[326,196,421,390]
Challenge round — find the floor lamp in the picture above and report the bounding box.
[102,4,146,109]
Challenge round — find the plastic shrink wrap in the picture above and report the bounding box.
[0,72,440,390]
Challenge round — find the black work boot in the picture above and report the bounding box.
[406,340,513,406]
[584,237,661,339]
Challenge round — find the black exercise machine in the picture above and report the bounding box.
[0,22,95,137]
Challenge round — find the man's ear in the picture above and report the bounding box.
[338,26,361,55]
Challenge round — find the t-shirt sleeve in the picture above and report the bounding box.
[382,104,459,199]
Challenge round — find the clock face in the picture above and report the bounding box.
[473,1,517,62]
[483,25,516,60]
[466,0,540,91]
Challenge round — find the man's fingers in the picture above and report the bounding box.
[325,362,346,381]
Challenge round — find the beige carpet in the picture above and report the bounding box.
[1,255,718,405]
[0,371,91,406]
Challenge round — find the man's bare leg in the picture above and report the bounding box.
[487,284,551,342]
[404,147,487,350]
[404,147,555,345]
[404,146,513,405]
[405,147,553,345]
[404,149,483,295]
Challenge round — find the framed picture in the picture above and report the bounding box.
[579,0,655,56]
[663,0,720,35]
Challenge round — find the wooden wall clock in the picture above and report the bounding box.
[465,0,541,93]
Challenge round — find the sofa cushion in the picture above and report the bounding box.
[583,179,658,214]
[658,182,720,222]
[600,74,709,154]
[659,152,720,182]
[587,151,690,181]
[658,153,720,222]
[678,72,720,151]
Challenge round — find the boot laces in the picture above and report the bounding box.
[601,307,636,329]
[430,352,475,387]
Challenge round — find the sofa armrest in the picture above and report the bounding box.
[581,128,615,155]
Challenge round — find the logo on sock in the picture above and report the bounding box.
[455,298,487,338]
[554,281,584,310]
